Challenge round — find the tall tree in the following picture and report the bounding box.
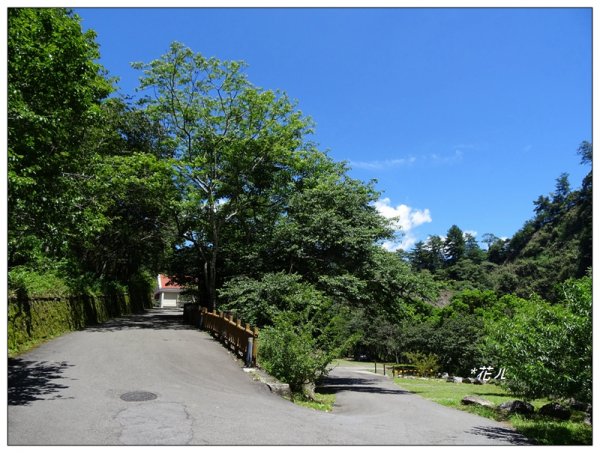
[481,233,501,250]
[444,225,466,265]
[463,232,484,263]
[73,98,179,283]
[8,8,113,267]
[272,166,392,284]
[133,42,315,309]
[413,235,446,273]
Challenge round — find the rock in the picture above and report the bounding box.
[247,367,292,398]
[472,378,484,385]
[539,402,571,420]
[302,382,317,400]
[441,372,449,379]
[498,400,535,415]
[461,395,494,408]
[267,382,291,398]
[449,376,463,384]
[568,398,591,413]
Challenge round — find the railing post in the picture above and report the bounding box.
[198,306,204,329]
[252,327,259,365]
[245,337,254,368]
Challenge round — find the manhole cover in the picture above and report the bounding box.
[120,391,157,402]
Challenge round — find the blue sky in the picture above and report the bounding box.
[75,6,592,250]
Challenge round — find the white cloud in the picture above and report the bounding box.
[464,230,478,237]
[375,198,432,231]
[350,156,417,170]
[381,235,419,252]
[429,149,464,164]
[374,198,432,251]
[350,146,472,172]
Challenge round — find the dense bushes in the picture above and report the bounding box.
[482,274,592,404]
[222,273,358,396]
[258,305,355,396]
[258,311,333,395]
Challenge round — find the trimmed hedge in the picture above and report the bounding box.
[8,285,152,356]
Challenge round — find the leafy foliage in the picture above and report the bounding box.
[132,42,316,308]
[218,272,325,327]
[482,274,592,404]
[8,8,113,267]
[258,306,353,394]
[404,351,441,377]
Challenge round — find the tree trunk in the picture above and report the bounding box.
[208,257,217,311]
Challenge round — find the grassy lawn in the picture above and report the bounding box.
[394,377,592,445]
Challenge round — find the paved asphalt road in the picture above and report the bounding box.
[8,308,530,446]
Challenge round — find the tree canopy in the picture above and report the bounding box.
[8,8,113,268]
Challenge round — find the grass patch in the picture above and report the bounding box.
[394,377,592,445]
[332,359,397,376]
[511,416,593,445]
[289,391,336,412]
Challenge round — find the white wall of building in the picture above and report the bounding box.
[161,292,178,307]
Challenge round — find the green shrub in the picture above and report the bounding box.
[8,265,71,299]
[258,311,333,395]
[482,274,592,404]
[405,351,441,377]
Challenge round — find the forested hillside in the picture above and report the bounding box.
[492,142,592,299]
[407,141,592,302]
[8,9,591,405]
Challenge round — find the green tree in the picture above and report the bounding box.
[430,313,484,376]
[363,248,439,317]
[409,235,445,273]
[491,143,593,300]
[133,42,315,309]
[481,233,499,250]
[463,233,485,263]
[482,275,592,404]
[552,172,571,206]
[273,168,393,287]
[8,8,113,267]
[487,237,509,264]
[444,225,466,265]
[71,152,178,283]
[51,96,180,284]
[218,272,321,327]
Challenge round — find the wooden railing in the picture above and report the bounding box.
[200,308,259,367]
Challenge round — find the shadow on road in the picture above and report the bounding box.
[84,309,195,332]
[8,358,74,406]
[469,426,532,445]
[316,375,409,396]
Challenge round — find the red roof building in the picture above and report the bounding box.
[154,274,185,308]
